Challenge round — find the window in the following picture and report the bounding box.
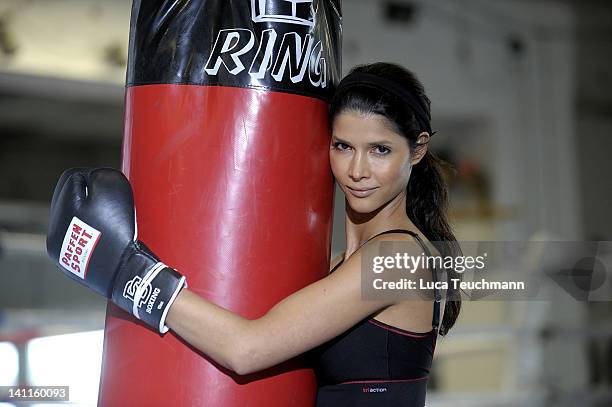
[27,330,104,404]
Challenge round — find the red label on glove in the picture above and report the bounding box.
[59,217,101,279]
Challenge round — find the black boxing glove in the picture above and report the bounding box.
[46,167,186,334]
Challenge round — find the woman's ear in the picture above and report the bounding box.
[410,132,430,165]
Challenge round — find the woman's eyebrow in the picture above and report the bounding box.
[332,136,394,145]
[367,140,394,146]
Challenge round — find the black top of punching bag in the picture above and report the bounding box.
[127,0,342,101]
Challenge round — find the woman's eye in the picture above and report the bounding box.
[333,142,350,151]
[373,145,391,155]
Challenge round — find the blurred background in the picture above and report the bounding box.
[0,0,611,406]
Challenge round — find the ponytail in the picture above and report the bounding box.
[407,151,462,336]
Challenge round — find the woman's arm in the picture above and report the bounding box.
[166,242,394,375]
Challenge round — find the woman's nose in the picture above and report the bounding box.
[348,151,370,181]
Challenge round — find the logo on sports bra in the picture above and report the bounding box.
[362,387,388,393]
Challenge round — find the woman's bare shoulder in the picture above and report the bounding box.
[369,230,440,256]
[364,231,440,333]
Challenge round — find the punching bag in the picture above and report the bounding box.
[98,1,342,406]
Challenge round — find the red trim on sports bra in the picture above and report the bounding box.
[338,376,429,385]
[368,318,436,338]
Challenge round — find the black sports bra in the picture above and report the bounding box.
[311,229,441,407]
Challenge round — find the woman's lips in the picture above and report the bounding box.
[346,186,378,198]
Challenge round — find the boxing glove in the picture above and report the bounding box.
[46,167,186,334]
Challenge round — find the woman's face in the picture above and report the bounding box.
[330,110,415,214]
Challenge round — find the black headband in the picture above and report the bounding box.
[334,72,433,135]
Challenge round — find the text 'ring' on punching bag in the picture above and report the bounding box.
[98,1,342,406]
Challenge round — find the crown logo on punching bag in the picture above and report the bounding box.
[251,0,315,27]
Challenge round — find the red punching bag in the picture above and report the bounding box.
[98,1,342,406]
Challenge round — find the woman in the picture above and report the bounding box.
[165,62,462,405]
[47,62,461,406]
